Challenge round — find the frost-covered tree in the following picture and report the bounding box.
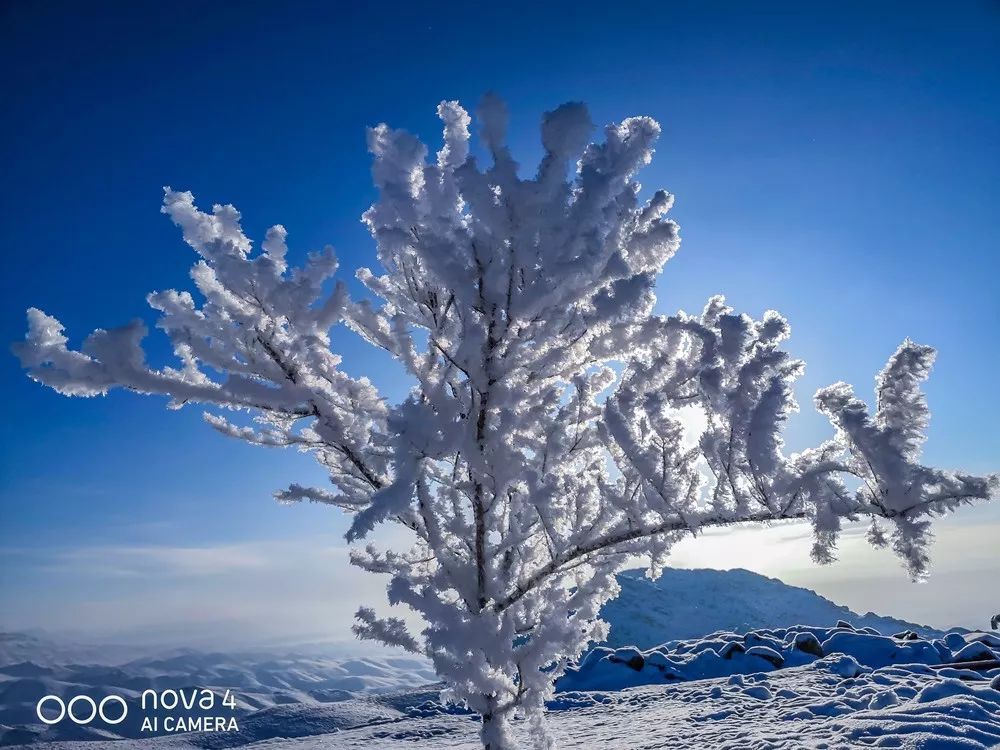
[15,97,995,750]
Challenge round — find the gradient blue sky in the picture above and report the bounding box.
[1,0,997,642]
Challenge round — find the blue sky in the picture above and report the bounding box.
[1,0,997,641]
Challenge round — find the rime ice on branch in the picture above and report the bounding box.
[14,96,995,750]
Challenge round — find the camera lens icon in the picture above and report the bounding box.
[36,695,128,725]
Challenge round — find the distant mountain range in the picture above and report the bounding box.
[0,631,152,667]
[0,644,438,746]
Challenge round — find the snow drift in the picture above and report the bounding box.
[559,622,998,693]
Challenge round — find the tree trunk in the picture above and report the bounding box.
[479,696,513,750]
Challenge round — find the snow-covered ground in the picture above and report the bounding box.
[19,651,1000,749]
[244,662,1000,749]
[4,570,998,748]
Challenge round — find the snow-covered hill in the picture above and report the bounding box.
[602,568,946,647]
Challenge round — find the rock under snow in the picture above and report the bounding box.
[557,624,997,693]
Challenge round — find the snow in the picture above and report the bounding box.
[4,569,998,748]
[556,624,997,694]
[275,665,998,749]
[3,624,997,749]
[18,656,999,749]
[0,647,437,746]
[2,626,998,748]
[601,568,946,648]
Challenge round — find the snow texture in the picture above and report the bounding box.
[11,633,999,749]
[0,646,437,747]
[3,573,998,748]
[557,624,998,693]
[602,568,948,648]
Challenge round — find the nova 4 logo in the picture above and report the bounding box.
[36,689,239,733]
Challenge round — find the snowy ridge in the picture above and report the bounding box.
[602,568,947,648]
